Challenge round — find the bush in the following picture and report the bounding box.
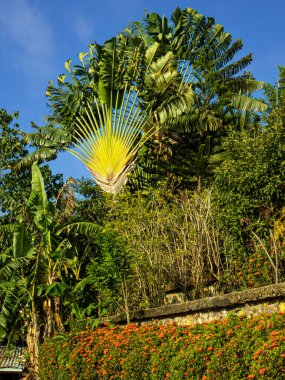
[39,313,285,380]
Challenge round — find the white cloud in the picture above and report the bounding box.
[0,0,53,75]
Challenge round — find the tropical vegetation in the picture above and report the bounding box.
[1,5,285,379]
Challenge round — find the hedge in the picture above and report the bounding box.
[39,313,285,380]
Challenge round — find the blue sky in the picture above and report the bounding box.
[1,0,285,180]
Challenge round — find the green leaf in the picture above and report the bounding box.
[28,163,54,232]
[64,59,72,73]
[45,282,69,297]
[58,222,102,237]
[78,52,88,66]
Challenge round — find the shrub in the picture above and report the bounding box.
[39,313,285,380]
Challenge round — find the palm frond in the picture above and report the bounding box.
[213,54,253,79]
[230,95,268,113]
[66,85,156,194]
[211,39,243,70]
[182,109,223,131]
[222,78,265,94]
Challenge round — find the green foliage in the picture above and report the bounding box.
[215,127,285,230]
[3,9,285,377]
[263,66,285,111]
[0,163,101,349]
[39,313,285,380]
[17,6,267,191]
[110,187,224,307]
[87,227,133,314]
[213,98,285,288]
[19,20,194,174]
[0,108,63,216]
[224,249,275,292]
[126,8,267,189]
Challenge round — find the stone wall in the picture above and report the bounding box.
[109,282,285,325]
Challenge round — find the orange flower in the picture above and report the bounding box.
[227,329,233,336]
[247,375,255,379]
[259,368,267,375]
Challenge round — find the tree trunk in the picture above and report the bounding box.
[54,296,65,332]
[121,280,130,324]
[26,300,40,378]
[43,297,54,338]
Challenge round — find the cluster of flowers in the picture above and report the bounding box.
[39,313,285,380]
[231,249,273,290]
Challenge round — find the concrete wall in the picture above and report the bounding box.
[109,282,285,325]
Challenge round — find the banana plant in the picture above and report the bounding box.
[0,163,101,376]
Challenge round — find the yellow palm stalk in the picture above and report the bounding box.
[66,88,154,194]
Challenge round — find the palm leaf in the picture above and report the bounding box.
[66,85,160,194]
[230,95,268,113]
[211,39,243,70]
[213,54,253,79]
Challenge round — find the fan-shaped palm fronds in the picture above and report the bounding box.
[66,43,194,195]
[66,87,152,194]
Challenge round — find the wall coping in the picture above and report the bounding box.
[109,282,285,323]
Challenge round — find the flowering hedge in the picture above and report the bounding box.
[39,313,285,380]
